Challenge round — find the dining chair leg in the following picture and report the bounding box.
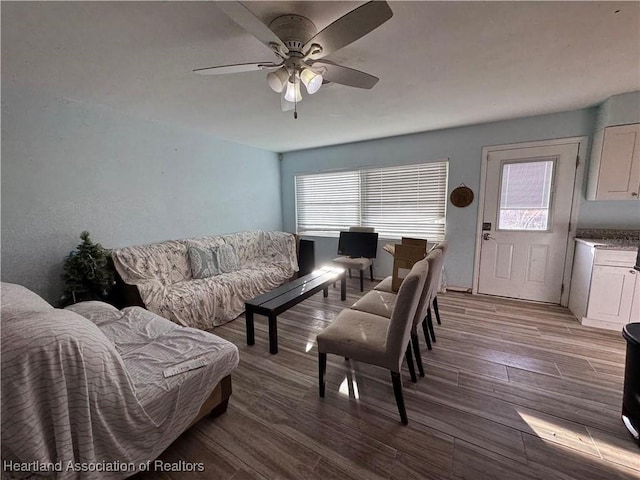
[405,345,417,383]
[411,331,425,377]
[348,268,352,279]
[427,307,437,343]
[433,296,442,325]
[421,317,432,350]
[369,264,374,281]
[319,352,327,397]
[391,371,408,425]
[359,270,364,292]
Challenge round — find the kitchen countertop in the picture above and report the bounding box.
[575,238,639,251]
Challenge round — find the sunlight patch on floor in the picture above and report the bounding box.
[305,338,315,353]
[312,266,345,279]
[339,375,360,399]
[517,408,640,471]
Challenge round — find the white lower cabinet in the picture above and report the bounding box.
[569,241,639,330]
[586,265,637,324]
[631,272,640,323]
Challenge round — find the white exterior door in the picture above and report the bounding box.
[477,142,579,303]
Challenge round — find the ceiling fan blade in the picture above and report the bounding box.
[193,62,278,75]
[217,2,289,55]
[312,61,379,89]
[303,1,392,60]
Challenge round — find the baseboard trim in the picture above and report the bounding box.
[581,317,627,331]
[443,285,472,293]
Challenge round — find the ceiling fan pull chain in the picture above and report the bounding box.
[294,72,299,119]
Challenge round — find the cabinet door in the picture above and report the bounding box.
[594,124,640,200]
[587,265,637,324]
[631,272,640,324]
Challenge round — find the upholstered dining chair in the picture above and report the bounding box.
[351,249,442,377]
[420,243,447,347]
[332,226,376,292]
[316,258,428,425]
[430,241,448,326]
[375,241,448,348]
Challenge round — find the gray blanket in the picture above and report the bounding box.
[1,284,238,479]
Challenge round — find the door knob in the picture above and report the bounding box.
[483,233,493,240]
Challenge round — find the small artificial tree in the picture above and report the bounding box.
[60,231,115,306]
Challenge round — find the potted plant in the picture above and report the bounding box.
[60,231,115,306]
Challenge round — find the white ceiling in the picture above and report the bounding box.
[3,1,639,152]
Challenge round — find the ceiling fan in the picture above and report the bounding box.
[194,1,393,118]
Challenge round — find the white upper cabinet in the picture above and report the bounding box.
[587,123,640,200]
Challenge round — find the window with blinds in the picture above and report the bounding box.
[295,161,449,240]
[498,160,554,231]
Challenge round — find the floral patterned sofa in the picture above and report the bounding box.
[111,231,298,330]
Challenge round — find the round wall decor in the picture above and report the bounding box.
[450,184,474,208]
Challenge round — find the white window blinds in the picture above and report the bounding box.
[295,170,360,234]
[295,161,448,240]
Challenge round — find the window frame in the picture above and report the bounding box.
[495,157,557,233]
[294,159,449,241]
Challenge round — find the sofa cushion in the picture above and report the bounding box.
[188,246,215,279]
[187,247,214,279]
[112,240,191,285]
[65,300,121,326]
[185,231,263,268]
[211,244,240,273]
[64,301,239,423]
[188,244,240,279]
[158,262,294,329]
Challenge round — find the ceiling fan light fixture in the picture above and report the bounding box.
[267,66,289,93]
[300,68,323,94]
[284,77,302,103]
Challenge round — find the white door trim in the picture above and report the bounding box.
[472,136,588,307]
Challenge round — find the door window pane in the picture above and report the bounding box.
[498,160,554,231]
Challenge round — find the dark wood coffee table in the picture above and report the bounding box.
[245,267,347,354]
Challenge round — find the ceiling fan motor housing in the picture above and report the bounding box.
[269,15,317,54]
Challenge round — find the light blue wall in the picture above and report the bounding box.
[281,106,639,290]
[595,90,640,131]
[1,86,282,302]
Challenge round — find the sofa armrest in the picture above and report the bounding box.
[297,238,316,277]
[109,257,145,309]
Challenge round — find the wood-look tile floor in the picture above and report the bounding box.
[134,278,640,480]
